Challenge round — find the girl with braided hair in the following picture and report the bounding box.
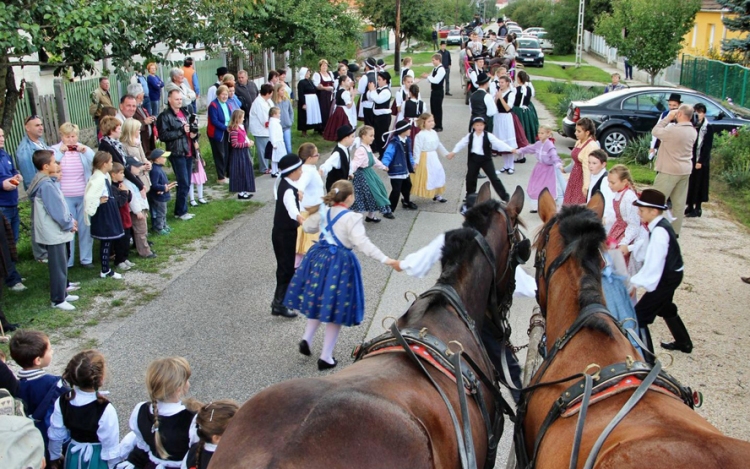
[48,350,124,468]
[124,357,198,469]
[181,400,239,469]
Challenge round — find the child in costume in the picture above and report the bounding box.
[227,110,256,200]
[295,143,325,265]
[607,164,648,276]
[381,120,418,214]
[268,107,286,177]
[513,125,562,212]
[181,400,238,469]
[411,113,448,203]
[349,126,393,221]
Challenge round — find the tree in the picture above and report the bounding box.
[597,0,700,84]
[543,0,579,55]
[358,0,435,47]
[717,0,750,65]
[433,0,474,27]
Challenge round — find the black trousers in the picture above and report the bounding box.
[272,227,298,301]
[430,88,444,129]
[112,233,130,265]
[481,327,522,404]
[373,113,391,155]
[466,154,508,200]
[363,107,375,127]
[209,133,229,180]
[389,177,413,211]
[635,271,683,326]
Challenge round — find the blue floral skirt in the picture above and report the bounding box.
[284,239,366,327]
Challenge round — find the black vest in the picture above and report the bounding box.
[470,89,488,120]
[515,85,532,106]
[431,66,445,90]
[404,100,424,119]
[136,403,195,461]
[274,178,301,230]
[335,88,346,106]
[326,146,350,191]
[497,90,513,114]
[468,132,492,159]
[401,67,411,82]
[654,218,683,274]
[469,66,481,92]
[59,397,109,443]
[373,87,391,110]
[362,71,376,102]
[590,171,608,198]
[184,443,214,469]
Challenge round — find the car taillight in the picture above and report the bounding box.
[572,107,580,122]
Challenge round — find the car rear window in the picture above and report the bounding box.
[519,39,539,48]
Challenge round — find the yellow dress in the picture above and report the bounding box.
[296,210,320,255]
[410,129,447,199]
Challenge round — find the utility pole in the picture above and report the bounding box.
[575,0,585,68]
[395,0,402,73]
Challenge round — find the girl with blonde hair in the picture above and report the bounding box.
[227,109,256,199]
[349,126,393,221]
[273,83,294,154]
[607,164,647,276]
[411,113,448,202]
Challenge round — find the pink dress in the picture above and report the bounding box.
[521,139,561,199]
[191,154,208,185]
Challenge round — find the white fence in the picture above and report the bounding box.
[582,30,681,86]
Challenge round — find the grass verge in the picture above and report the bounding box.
[710,179,750,228]
[545,54,588,64]
[526,63,611,83]
[533,81,566,130]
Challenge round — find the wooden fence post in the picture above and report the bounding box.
[26,81,40,117]
[53,78,70,126]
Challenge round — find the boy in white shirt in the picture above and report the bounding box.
[587,149,615,231]
[268,107,286,177]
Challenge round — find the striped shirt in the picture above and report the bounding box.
[59,151,87,197]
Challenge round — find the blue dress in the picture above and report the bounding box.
[90,180,125,240]
[601,260,643,357]
[284,209,366,327]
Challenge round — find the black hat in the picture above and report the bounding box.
[440,40,447,45]
[377,71,391,83]
[471,116,486,125]
[279,154,303,175]
[147,149,171,161]
[365,57,377,69]
[376,58,385,67]
[476,72,491,85]
[216,66,228,77]
[668,93,682,103]
[633,189,668,210]
[474,54,487,62]
[125,157,144,168]
[394,119,410,133]
[336,124,356,141]
[348,63,360,73]
[339,59,349,65]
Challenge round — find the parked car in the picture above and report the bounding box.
[524,27,546,36]
[439,26,452,39]
[446,29,463,45]
[508,26,523,36]
[516,37,544,67]
[535,31,554,51]
[562,86,750,156]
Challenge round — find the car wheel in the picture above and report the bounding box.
[600,127,631,157]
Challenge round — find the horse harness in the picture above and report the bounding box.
[354,206,529,469]
[512,216,696,469]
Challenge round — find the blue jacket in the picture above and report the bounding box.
[15,135,49,190]
[149,164,171,202]
[147,74,165,102]
[0,148,20,207]
[16,372,69,453]
[136,74,151,103]
[207,99,232,141]
[381,137,415,177]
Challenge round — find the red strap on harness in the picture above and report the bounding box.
[561,376,681,418]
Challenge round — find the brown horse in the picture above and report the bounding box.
[517,189,750,469]
[209,183,525,468]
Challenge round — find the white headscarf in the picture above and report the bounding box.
[299,67,309,82]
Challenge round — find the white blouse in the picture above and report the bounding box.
[320,206,388,263]
[413,130,448,165]
[297,164,326,209]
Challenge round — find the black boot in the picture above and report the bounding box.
[661,313,693,353]
[639,327,655,365]
[271,283,297,318]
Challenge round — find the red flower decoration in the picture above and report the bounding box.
[265,122,269,128]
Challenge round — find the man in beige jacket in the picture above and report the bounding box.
[651,104,697,235]
[89,77,113,130]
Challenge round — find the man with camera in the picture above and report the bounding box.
[156,89,199,221]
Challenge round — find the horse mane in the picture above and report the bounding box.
[540,205,613,337]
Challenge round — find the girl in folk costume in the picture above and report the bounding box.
[368,71,393,156]
[313,59,336,129]
[411,113,448,202]
[181,401,239,469]
[685,102,713,218]
[402,84,425,145]
[295,143,326,265]
[350,125,394,221]
[297,68,322,136]
[492,75,520,174]
[511,70,539,146]
[285,181,397,370]
[323,75,357,141]
[48,350,123,469]
[563,117,600,205]
[513,125,563,212]
[268,107,286,177]
[334,63,349,93]
[400,57,414,83]
[607,164,648,276]
[124,357,198,469]
[392,74,413,121]
[189,143,208,207]
[227,110,256,200]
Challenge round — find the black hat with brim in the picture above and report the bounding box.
[216,66,228,76]
[377,71,391,83]
[633,188,668,210]
[668,93,682,103]
[476,72,491,85]
[336,124,356,141]
[279,154,303,175]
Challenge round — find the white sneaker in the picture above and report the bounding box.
[177,213,195,220]
[116,262,131,271]
[100,270,123,279]
[66,285,81,292]
[125,260,136,267]
[65,294,79,302]
[69,281,81,287]
[198,198,208,204]
[52,301,76,311]
[190,200,198,207]
[10,282,27,292]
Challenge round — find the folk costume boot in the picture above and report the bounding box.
[639,327,655,366]
[661,313,693,354]
[271,283,297,318]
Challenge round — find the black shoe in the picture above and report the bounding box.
[80,263,94,269]
[516,157,527,163]
[271,301,297,318]
[446,93,453,96]
[2,323,19,332]
[684,206,694,215]
[317,358,338,370]
[402,200,418,210]
[660,341,693,353]
[530,210,538,214]
[435,127,443,132]
[661,313,693,353]
[383,212,395,219]
[477,173,487,179]
[143,253,157,259]
[299,340,311,356]
[365,216,381,223]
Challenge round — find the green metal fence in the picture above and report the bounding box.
[681,54,750,108]
[6,94,33,155]
[64,76,123,129]
[195,57,225,94]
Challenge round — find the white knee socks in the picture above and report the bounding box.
[503,154,515,171]
[320,323,342,364]
[197,184,204,199]
[303,319,321,345]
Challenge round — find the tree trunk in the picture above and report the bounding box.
[649,72,656,85]
[394,0,402,74]
[0,54,21,134]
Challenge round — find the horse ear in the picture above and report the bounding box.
[538,188,556,223]
[506,185,525,218]
[587,192,605,220]
[477,182,492,204]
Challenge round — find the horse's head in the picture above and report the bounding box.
[534,189,608,345]
[440,182,529,334]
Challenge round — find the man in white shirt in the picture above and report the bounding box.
[630,189,692,363]
[368,71,393,157]
[425,54,446,131]
[447,116,512,202]
[358,58,378,125]
[249,84,275,173]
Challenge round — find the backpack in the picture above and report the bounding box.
[0,388,26,417]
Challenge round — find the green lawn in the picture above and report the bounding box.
[532,81,566,130]
[525,63,612,83]
[710,179,750,228]
[392,65,434,87]
[545,54,588,64]
[607,160,656,185]
[399,51,441,66]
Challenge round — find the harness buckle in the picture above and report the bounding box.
[584,363,601,381]
[419,327,428,339]
[446,340,465,356]
[381,316,397,330]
